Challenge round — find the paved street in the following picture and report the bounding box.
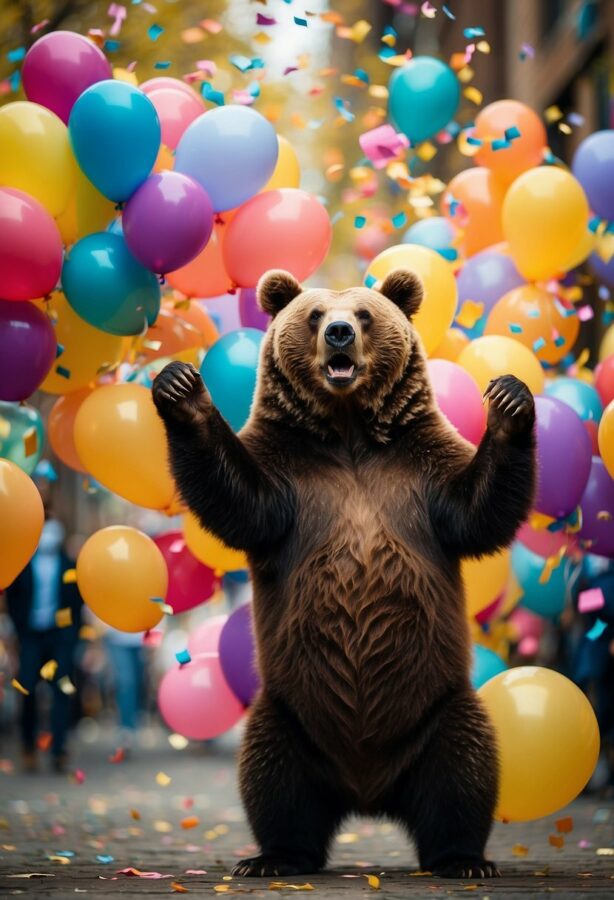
[0,723,612,899]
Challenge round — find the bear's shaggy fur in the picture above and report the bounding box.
[153,269,536,879]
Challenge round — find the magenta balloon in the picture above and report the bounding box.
[238,287,271,331]
[153,531,218,614]
[0,188,63,301]
[123,172,214,274]
[534,396,592,518]
[579,457,614,558]
[146,86,204,150]
[427,359,486,444]
[219,603,260,706]
[188,615,228,655]
[22,31,112,124]
[0,300,57,401]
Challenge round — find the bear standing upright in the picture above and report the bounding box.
[153,269,536,879]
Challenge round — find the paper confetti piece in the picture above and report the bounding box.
[154,61,171,69]
[363,874,380,890]
[442,5,455,19]
[151,597,174,615]
[268,884,314,891]
[40,660,58,681]
[294,16,308,27]
[549,834,564,849]
[175,649,192,665]
[55,365,71,379]
[181,27,204,44]
[73,769,86,784]
[544,105,563,124]
[577,305,594,321]
[392,212,407,229]
[22,427,38,458]
[586,619,607,641]
[257,13,277,25]
[130,809,141,820]
[156,771,172,787]
[97,855,115,864]
[55,607,72,628]
[456,300,484,329]
[118,867,174,878]
[181,816,200,829]
[578,588,605,614]
[354,215,367,229]
[556,816,573,834]
[421,2,437,19]
[58,676,76,695]
[11,678,29,696]
[172,884,189,893]
[148,23,164,40]
[201,19,223,34]
[512,843,529,857]
[339,20,372,43]
[37,731,53,752]
[337,832,360,844]
[48,855,71,864]
[416,141,437,162]
[169,733,189,750]
[463,86,483,105]
[62,568,77,584]
[109,747,125,764]
[359,124,408,169]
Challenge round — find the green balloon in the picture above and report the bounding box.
[0,402,45,475]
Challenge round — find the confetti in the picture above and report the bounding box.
[169,733,189,750]
[556,816,573,833]
[549,834,564,849]
[148,23,164,40]
[391,212,407,228]
[107,3,127,36]
[156,771,172,787]
[172,884,189,893]
[154,61,171,69]
[512,843,529,857]
[37,731,53,752]
[442,5,455,19]
[364,874,380,889]
[463,26,485,39]
[11,678,29,696]
[354,216,367,229]
[62,568,78,584]
[73,769,86,784]
[176,648,192,665]
[181,816,200,829]
[256,13,277,26]
[586,619,607,641]
[519,42,535,60]
[416,141,437,162]
[40,659,58,681]
[293,17,308,27]
[578,588,605,614]
[7,47,26,63]
[55,607,72,628]
[544,105,564,124]
[268,884,314,891]
[463,86,483,105]
[359,124,409,169]
[456,300,484,330]
[109,747,125,764]
[97,855,115,864]
[421,2,437,19]
[58,676,76,695]
[577,305,594,321]
[201,19,223,34]
[130,809,141,820]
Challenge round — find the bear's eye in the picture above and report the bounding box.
[309,309,324,324]
[357,310,372,324]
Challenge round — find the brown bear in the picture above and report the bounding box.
[152,269,536,879]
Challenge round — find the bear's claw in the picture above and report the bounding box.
[231,854,320,877]
[152,360,210,424]
[484,374,534,436]
[431,859,501,879]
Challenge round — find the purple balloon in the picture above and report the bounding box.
[201,294,242,335]
[456,248,524,337]
[238,287,271,331]
[0,300,57,401]
[534,396,592,519]
[590,252,614,288]
[23,31,112,125]
[572,130,614,221]
[218,603,260,706]
[123,172,213,274]
[579,457,614,559]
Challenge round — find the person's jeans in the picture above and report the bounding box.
[105,642,145,732]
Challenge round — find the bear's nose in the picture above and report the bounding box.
[324,320,355,349]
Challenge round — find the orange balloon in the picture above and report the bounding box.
[0,460,44,589]
[458,334,545,395]
[132,302,218,365]
[485,284,579,365]
[444,167,506,257]
[48,389,91,472]
[166,225,232,299]
[431,327,470,361]
[474,100,547,186]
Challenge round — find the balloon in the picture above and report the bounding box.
[77,526,167,632]
[544,377,603,423]
[22,31,112,125]
[219,603,260,705]
[471,645,507,690]
[512,542,577,620]
[37,293,124,394]
[223,189,332,287]
[443,168,506,257]
[601,326,614,362]
[516,520,577,559]
[455,246,524,339]
[502,167,591,281]
[123,172,213,273]
[202,294,242,335]
[140,76,200,98]
[175,106,278,212]
[534,396,592,518]
[457,335,544,396]
[48,390,90,472]
[238,288,271,331]
[600,401,614,479]
[0,101,74,217]
[132,300,218,366]
[153,531,219,614]
[427,359,486,445]
[166,225,232,298]
[0,188,63,301]
[479,667,600,821]
[596,356,614,407]
[62,232,161,335]
[263,135,301,191]
[402,216,456,258]
[158,652,245,740]
[69,80,160,202]
[430,327,469,361]
[145,84,204,151]
[0,301,57,401]
[201,328,264,431]
[474,101,547,185]
[188,615,228,655]
[579,457,614,558]
[572,130,614,220]
[0,403,44,475]
[365,244,457,355]
[184,512,247,574]
[590,251,614,288]
[388,57,460,144]
[0,460,44,590]
[74,384,178,511]
[462,551,510,618]
[56,164,115,246]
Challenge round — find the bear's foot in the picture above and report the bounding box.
[431,859,501,879]
[231,854,321,877]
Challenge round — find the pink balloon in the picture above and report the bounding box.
[427,359,486,445]
[516,521,577,558]
[153,531,219,615]
[146,87,204,150]
[188,615,228,655]
[0,188,63,301]
[123,172,214,274]
[23,31,112,124]
[158,652,244,739]
[140,77,200,99]
[223,189,332,287]
[508,606,545,641]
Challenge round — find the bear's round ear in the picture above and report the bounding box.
[257,270,303,317]
[377,268,424,318]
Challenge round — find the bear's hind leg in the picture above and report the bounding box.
[233,693,346,877]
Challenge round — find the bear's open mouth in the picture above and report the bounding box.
[325,353,356,385]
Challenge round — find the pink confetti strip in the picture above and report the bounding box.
[578,588,605,614]
[359,124,409,169]
[107,3,127,37]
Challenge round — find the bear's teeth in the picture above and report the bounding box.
[328,364,355,378]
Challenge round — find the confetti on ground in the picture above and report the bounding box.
[268,883,314,891]
[180,816,200,829]
[549,834,565,849]
[512,843,529,857]
[73,768,86,784]
[363,874,380,889]
[556,816,574,833]
[156,771,172,787]
[172,883,189,893]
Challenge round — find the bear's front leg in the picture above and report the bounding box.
[152,360,212,428]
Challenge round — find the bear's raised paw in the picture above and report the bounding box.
[152,360,211,426]
[484,374,535,438]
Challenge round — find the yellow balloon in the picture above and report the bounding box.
[598,400,614,479]
[56,164,115,246]
[458,335,545,395]
[600,324,614,362]
[263,135,301,191]
[502,167,590,281]
[0,101,75,217]
[479,667,600,821]
[430,327,469,362]
[184,512,247,575]
[0,461,44,590]
[36,293,124,394]
[77,526,167,632]
[462,550,510,618]
[365,244,457,355]
[74,383,178,511]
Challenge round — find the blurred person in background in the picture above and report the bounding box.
[104,627,147,754]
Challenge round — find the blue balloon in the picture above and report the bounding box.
[69,80,160,202]
[544,377,603,423]
[471,645,507,690]
[201,328,265,431]
[402,217,456,258]
[175,106,278,212]
[512,542,581,621]
[388,57,460,144]
[62,232,161,336]
[0,402,44,475]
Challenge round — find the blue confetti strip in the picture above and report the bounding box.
[55,365,71,379]
[364,274,377,289]
[463,27,485,39]
[7,47,26,62]
[104,40,120,52]
[229,54,254,72]
[333,96,355,122]
[442,4,455,19]
[382,25,398,39]
[554,335,567,347]
[201,82,224,105]
[148,23,164,41]
[354,68,369,84]
[96,855,115,864]
[439,248,458,261]
[491,138,512,151]
[176,648,192,665]
[466,136,483,146]
[294,16,308,26]
[9,70,21,91]
[586,619,607,641]
[55,343,64,357]
[378,47,396,61]
[509,323,523,334]
[504,126,521,141]
[154,61,171,69]
[392,212,407,229]
[354,215,366,229]
[532,337,546,352]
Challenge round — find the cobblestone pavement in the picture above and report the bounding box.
[0,724,612,899]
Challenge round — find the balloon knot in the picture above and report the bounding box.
[214,213,225,225]
[159,274,166,286]
[228,283,238,295]
[114,202,124,212]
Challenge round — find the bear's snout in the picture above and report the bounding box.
[324,320,355,349]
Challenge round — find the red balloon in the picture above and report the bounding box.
[153,531,219,614]
[596,356,614,407]
[0,188,63,301]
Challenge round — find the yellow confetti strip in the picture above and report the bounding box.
[154,820,173,833]
[181,27,204,43]
[368,85,388,99]
[62,568,77,585]
[23,428,38,458]
[253,32,272,45]
[463,86,483,105]
[458,130,481,157]
[268,884,314,891]
[415,142,437,162]
[558,122,572,135]
[512,843,529,857]
[39,659,58,681]
[544,105,563,124]
[456,300,484,330]
[156,771,172,787]
[379,54,410,68]
[477,40,491,53]
[529,512,555,530]
[214,886,230,893]
[113,67,138,85]
[457,66,474,84]
[363,874,380,890]
[11,678,29,696]
[338,20,372,43]
[79,624,97,641]
[55,607,72,629]
[48,855,71,865]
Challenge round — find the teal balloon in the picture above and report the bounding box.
[62,232,161,336]
[0,402,44,475]
[402,216,456,257]
[512,541,580,621]
[389,56,460,144]
[69,80,160,202]
[201,328,264,432]
[544,377,603,423]
[471,644,507,690]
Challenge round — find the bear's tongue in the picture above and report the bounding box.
[328,361,355,378]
